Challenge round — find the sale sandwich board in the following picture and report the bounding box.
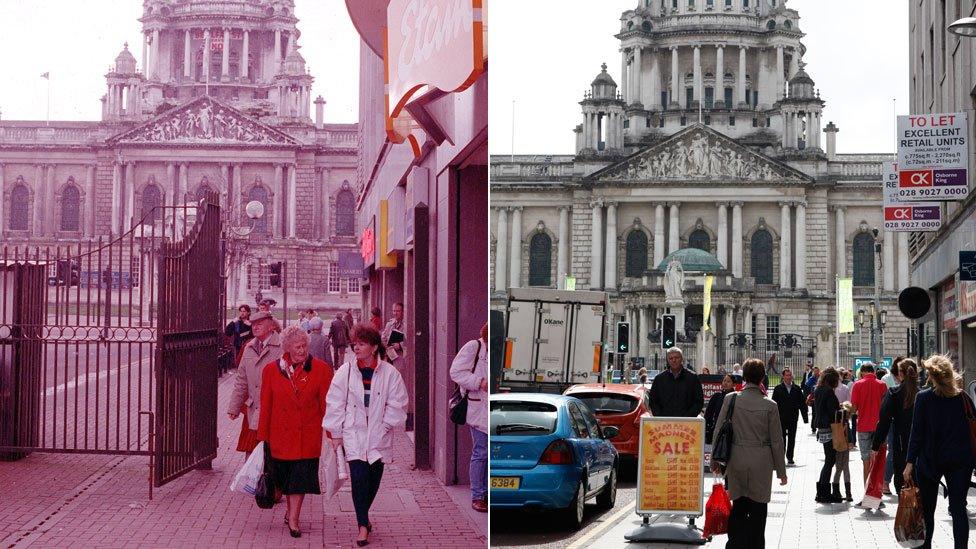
[635,416,705,516]
[883,163,942,231]
[896,113,969,201]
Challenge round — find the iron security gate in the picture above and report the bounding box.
[0,193,222,488]
[722,333,811,377]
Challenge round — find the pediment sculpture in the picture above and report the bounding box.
[114,98,294,145]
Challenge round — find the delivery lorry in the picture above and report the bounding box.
[501,288,609,393]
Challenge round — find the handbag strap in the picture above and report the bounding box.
[726,393,737,419]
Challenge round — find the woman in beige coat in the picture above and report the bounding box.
[710,358,787,549]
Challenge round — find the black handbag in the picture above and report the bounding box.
[711,394,737,465]
[255,442,276,509]
[449,341,481,425]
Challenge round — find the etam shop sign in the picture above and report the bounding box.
[384,0,485,146]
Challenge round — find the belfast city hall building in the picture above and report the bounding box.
[490,0,911,373]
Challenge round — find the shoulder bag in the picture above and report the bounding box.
[449,341,481,425]
[831,410,849,452]
[711,394,737,465]
[961,394,976,460]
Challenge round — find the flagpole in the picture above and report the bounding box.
[835,274,840,368]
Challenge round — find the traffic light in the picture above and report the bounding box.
[661,314,676,349]
[56,259,80,287]
[616,322,630,353]
[269,262,282,287]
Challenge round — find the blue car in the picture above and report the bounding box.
[489,393,619,529]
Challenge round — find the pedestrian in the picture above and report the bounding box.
[804,366,821,433]
[344,308,355,333]
[449,322,488,513]
[880,358,903,494]
[256,326,333,538]
[647,347,704,417]
[904,355,975,549]
[731,363,742,376]
[704,374,735,443]
[227,311,283,457]
[381,302,405,365]
[701,366,711,375]
[833,402,854,502]
[710,358,787,549]
[872,359,918,495]
[834,368,851,404]
[771,369,808,466]
[813,367,842,503]
[850,362,888,491]
[370,307,383,332]
[298,310,308,331]
[225,304,253,364]
[637,367,648,385]
[307,317,330,365]
[330,312,350,370]
[323,324,408,547]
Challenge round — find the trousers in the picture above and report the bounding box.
[781,418,798,461]
[726,496,768,549]
[349,460,385,528]
[470,428,488,500]
[917,467,971,549]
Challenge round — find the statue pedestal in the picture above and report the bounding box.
[665,299,686,340]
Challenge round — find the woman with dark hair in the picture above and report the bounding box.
[872,359,919,495]
[370,307,383,332]
[704,374,735,443]
[813,367,842,503]
[323,324,408,547]
[710,358,786,549]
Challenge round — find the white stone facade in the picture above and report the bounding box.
[491,0,911,370]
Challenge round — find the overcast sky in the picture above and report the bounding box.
[488,0,909,155]
[0,0,360,123]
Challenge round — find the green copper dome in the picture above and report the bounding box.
[656,248,724,272]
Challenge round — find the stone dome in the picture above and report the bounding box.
[590,63,617,100]
[656,248,724,272]
[115,43,138,74]
[282,47,307,76]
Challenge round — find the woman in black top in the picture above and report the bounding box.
[871,359,919,494]
[704,374,735,442]
[812,367,841,503]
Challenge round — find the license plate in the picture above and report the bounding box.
[491,476,520,489]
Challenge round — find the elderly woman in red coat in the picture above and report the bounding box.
[257,325,333,538]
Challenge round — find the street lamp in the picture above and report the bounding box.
[227,200,265,237]
[948,17,976,37]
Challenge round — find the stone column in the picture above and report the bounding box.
[178,162,188,204]
[605,202,618,290]
[163,163,174,208]
[590,201,604,289]
[717,203,728,268]
[633,46,643,105]
[693,45,702,104]
[151,29,160,78]
[286,31,294,57]
[725,307,735,339]
[744,308,753,335]
[232,164,242,222]
[557,206,570,288]
[221,28,230,79]
[653,203,666,266]
[671,46,680,107]
[287,164,297,238]
[775,45,785,100]
[111,163,121,232]
[835,206,846,279]
[509,206,523,288]
[883,229,894,291]
[789,48,799,79]
[779,202,792,289]
[143,32,150,75]
[738,45,747,105]
[649,49,661,109]
[242,30,250,80]
[639,306,648,359]
[796,202,807,289]
[86,164,96,235]
[45,165,55,235]
[715,45,725,106]
[274,164,284,237]
[125,162,135,229]
[274,29,282,69]
[184,29,192,78]
[494,208,509,292]
[782,108,790,148]
[203,28,211,81]
[668,203,680,254]
[731,202,743,278]
[897,232,910,289]
[621,48,629,104]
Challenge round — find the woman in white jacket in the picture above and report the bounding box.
[449,322,489,513]
[323,324,407,547]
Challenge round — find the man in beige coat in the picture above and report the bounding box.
[710,358,787,549]
[227,312,283,450]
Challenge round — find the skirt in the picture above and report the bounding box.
[269,456,321,495]
[236,408,260,453]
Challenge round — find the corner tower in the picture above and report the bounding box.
[577,64,626,156]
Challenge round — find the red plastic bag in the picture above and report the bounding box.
[702,483,732,539]
[861,444,887,509]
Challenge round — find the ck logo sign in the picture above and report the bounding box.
[899,170,933,187]
[891,207,912,220]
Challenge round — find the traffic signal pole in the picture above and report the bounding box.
[283,261,288,327]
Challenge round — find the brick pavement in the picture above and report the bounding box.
[0,368,487,548]
[587,422,976,548]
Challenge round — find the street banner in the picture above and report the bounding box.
[883,163,942,231]
[699,374,743,406]
[702,275,714,332]
[838,278,855,333]
[896,113,969,201]
[635,416,705,516]
[565,275,576,290]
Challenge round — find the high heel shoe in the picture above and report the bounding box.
[290,528,302,538]
[357,526,369,546]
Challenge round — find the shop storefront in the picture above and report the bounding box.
[346,0,488,487]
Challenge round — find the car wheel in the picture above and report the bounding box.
[596,464,617,510]
[562,476,586,529]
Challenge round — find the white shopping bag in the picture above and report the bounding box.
[230,441,265,495]
[319,438,345,498]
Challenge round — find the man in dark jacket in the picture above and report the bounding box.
[329,312,350,368]
[771,369,808,465]
[648,347,704,417]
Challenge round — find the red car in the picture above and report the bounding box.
[563,383,651,458]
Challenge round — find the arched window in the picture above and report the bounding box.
[60,185,80,231]
[689,229,710,252]
[248,186,269,235]
[751,229,773,284]
[141,184,162,222]
[10,184,29,231]
[852,232,875,286]
[625,230,648,277]
[641,21,651,31]
[196,184,213,201]
[335,189,355,236]
[783,20,792,30]
[766,20,776,30]
[528,233,552,287]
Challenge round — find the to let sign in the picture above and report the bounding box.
[896,113,969,201]
[635,417,705,516]
[883,163,942,231]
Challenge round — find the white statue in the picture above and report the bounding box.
[664,258,685,302]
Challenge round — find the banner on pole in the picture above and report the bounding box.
[838,277,855,333]
[883,163,942,231]
[702,275,713,332]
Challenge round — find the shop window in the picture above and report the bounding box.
[141,184,162,222]
[335,188,355,236]
[689,229,710,251]
[60,184,80,231]
[528,232,552,287]
[751,229,773,284]
[852,232,875,286]
[626,230,648,277]
[10,184,29,230]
